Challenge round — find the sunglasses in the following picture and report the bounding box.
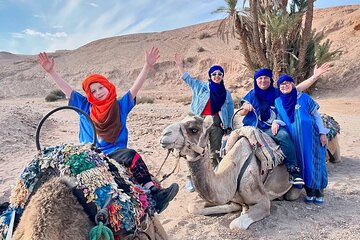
[211,72,223,77]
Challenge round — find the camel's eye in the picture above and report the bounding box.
[189,128,199,134]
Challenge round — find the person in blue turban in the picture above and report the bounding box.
[239,64,331,185]
[274,74,329,204]
[174,53,234,178]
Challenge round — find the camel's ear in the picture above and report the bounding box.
[198,116,213,148]
[203,116,213,130]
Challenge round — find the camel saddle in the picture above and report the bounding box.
[225,126,285,173]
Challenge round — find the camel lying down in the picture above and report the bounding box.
[0,144,168,240]
[159,114,340,229]
[12,177,167,240]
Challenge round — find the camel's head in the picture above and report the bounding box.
[160,113,212,158]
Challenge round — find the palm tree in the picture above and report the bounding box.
[215,0,342,83]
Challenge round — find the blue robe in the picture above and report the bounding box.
[275,92,327,189]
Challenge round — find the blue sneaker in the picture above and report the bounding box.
[304,196,314,204]
[314,197,325,205]
[185,176,195,192]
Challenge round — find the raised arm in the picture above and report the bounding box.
[296,63,331,92]
[174,53,185,76]
[37,52,73,97]
[129,47,160,99]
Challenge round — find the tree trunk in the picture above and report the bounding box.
[250,0,268,67]
[234,14,256,71]
[297,0,314,80]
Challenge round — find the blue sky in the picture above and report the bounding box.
[0,0,359,55]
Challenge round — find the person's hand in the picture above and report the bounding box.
[271,122,279,136]
[145,47,160,68]
[313,63,331,79]
[174,53,183,67]
[37,52,54,73]
[320,134,327,147]
[242,102,254,113]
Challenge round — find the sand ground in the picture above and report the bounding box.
[0,95,359,240]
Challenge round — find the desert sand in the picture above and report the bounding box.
[1,5,360,240]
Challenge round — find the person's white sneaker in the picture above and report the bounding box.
[185,176,195,192]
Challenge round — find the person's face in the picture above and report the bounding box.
[89,82,109,101]
[210,70,224,84]
[256,76,271,90]
[279,81,294,94]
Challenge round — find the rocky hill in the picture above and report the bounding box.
[0,5,359,100]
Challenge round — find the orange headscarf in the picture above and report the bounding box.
[82,74,121,143]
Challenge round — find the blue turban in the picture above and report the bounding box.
[253,68,276,122]
[208,65,224,78]
[254,68,273,81]
[277,74,294,87]
[278,74,297,123]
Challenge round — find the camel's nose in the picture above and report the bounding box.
[159,129,173,148]
[161,129,172,137]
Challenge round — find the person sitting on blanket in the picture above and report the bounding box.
[238,64,330,185]
[37,48,178,214]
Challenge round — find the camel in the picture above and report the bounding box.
[0,145,168,240]
[10,177,167,240]
[159,114,340,230]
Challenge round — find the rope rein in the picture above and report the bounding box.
[89,196,114,240]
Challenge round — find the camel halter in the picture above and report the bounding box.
[179,124,207,162]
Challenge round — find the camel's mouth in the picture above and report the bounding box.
[159,140,175,150]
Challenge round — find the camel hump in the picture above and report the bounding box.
[225,126,285,170]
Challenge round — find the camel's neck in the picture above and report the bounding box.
[187,152,239,204]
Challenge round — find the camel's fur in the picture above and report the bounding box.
[160,115,300,230]
[327,135,341,162]
[12,177,167,240]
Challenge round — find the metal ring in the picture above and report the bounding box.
[231,107,258,130]
[35,106,96,151]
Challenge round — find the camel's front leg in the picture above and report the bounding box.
[188,199,242,215]
[230,161,271,230]
[229,199,270,229]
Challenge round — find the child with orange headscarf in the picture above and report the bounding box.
[38,47,178,214]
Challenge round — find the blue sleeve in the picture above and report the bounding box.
[241,90,255,105]
[304,94,319,115]
[314,110,330,134]
[227,91,234,129]
[118,91,136,115]
[68,91,91,114]
[181,72,206,93]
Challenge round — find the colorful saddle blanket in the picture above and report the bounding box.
[321,113,340,141]
[0,143,155,239]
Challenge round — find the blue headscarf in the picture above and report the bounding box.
[277,74,297,123]
[208,65,226,115]
[253,68,276,121]
[208,65,224,78]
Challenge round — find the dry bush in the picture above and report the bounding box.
[175,96,192,105]
[45,90,66,102]
[199,32,211,39]
[137,96,155,104]
[197,47,205,52]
